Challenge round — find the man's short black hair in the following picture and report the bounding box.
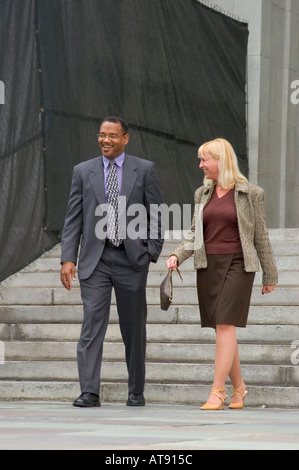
[102,116,128,134]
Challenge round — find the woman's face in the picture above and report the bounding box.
[199,153,219,181]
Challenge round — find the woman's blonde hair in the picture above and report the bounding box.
[198,138,247,189]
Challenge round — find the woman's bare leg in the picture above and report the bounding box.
[203,324,238,406]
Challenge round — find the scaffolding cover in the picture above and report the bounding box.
[0,0,248,282]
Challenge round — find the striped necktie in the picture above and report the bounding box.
[107,160,122,246]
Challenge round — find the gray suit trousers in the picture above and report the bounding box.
[78,244,149,396]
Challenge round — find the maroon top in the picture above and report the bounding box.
[203,188,243,254]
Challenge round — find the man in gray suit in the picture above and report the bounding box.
[60,116,164,407]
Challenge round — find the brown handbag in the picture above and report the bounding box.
[160,267,183,311]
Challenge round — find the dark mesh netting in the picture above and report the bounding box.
[0,0,248,282]
[0,1,54,282]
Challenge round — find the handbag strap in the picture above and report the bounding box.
[175,267,183,282]
[168,267,183,302]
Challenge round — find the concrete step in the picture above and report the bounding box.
[0,361,297,386]
[13,254,299,274]
[4,228,299,276]
[0,285,298,306]
[0,381,298,408]
[0,305,298,325]
[1,323,299,344]
[3,269,299,288]
[162,241,299,257]
[0,229,298,407]
[1,341,294,364]
[25,227,299,253]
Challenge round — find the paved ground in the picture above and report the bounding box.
[0,401,298,451]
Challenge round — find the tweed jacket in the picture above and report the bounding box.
[172,181,278,286]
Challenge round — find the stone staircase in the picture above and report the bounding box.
[0,229,299,407]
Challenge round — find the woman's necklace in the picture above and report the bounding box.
[216,182,234,190]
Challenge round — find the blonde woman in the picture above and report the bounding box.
[167,138,278,410]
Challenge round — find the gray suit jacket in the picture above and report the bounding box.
[61,154,164,279]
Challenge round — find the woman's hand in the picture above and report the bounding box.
[166,255,178,270]
[262,285,276,295]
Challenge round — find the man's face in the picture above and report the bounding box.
[97,121,129,159]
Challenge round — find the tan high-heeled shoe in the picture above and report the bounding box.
[229,383,248,409]
[200,387,227,410]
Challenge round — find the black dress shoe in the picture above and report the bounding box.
[126,393,145,406]
[73,392,101,407]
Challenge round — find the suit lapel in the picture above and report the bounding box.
[89,157,106,205]
[120,154,137,200]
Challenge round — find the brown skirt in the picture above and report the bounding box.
[196,253,255,329]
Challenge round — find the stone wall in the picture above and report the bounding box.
[201,0,299,228]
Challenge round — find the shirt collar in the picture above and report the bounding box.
[103,152,125,168]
